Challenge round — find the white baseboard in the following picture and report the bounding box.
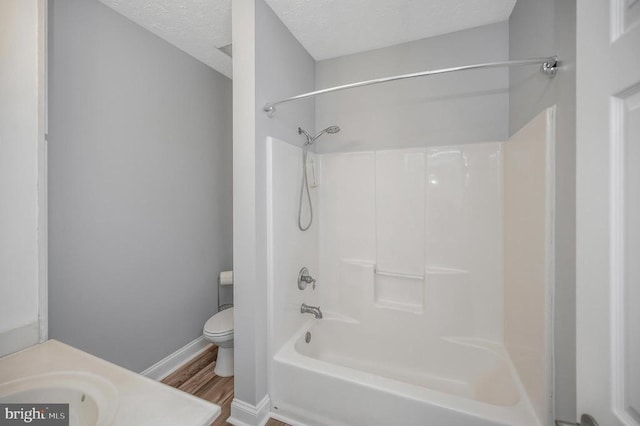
[140,336,211,381]
[0,321,40,358]
[228,395,271,426]
[269,412,308,426]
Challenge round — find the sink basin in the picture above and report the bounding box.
[0,340,219,425]
[0,371,118,426]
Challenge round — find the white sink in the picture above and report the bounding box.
[0,371,118,426]
[0,340,220,425]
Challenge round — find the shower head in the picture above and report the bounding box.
[298,125,341,145]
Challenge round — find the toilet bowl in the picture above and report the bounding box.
[203,307,234,377]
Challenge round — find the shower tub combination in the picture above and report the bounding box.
[267,106,554,426]
[272,317,539,426]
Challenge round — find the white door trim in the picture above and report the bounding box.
[228,395,271,426]
[37,0,49,343]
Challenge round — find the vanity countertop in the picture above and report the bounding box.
[0,339,220,425]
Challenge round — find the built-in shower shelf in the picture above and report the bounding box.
[374,298,424,314]
[374,269,424,280]
[425,266,468,275]
[373,268,425,314]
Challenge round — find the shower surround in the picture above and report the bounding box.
[267,109,555,426]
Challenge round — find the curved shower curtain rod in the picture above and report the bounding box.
[263,56,558,116]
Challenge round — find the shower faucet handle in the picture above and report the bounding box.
[298,267,316,290]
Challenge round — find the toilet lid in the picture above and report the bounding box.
[204,307,234,336]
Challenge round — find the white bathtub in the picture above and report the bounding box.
[271,318,541,426]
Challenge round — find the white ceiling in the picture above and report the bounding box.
[98,0,517,78]
[265,0,517,60]
[98,0,232,78]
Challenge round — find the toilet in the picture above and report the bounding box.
[203,307,234,377]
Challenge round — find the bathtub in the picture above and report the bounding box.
[271,318,541,426]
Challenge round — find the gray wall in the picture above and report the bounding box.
[509,0,577,420]
[48,0,233,372]
[232,0,315,406]
[315,22,509,153]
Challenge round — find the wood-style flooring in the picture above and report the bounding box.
[162,344,289,426]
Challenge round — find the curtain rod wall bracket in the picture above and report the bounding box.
[264,105,276,117]
[263,56,559,117]
[541,56,558,77]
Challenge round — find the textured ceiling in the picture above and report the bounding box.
[97,0,517,78]
[98,0,232,78]
[264,0,517,60]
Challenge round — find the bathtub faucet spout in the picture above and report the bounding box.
[301,303,323,319]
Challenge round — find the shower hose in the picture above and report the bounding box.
[298,149,312,231]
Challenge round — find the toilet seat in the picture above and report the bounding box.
[203,307,234,338]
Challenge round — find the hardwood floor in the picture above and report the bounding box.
[162,344,289,426]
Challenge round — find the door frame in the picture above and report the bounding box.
[37,0,48,343]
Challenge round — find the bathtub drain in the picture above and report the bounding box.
[305,331,311,343]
